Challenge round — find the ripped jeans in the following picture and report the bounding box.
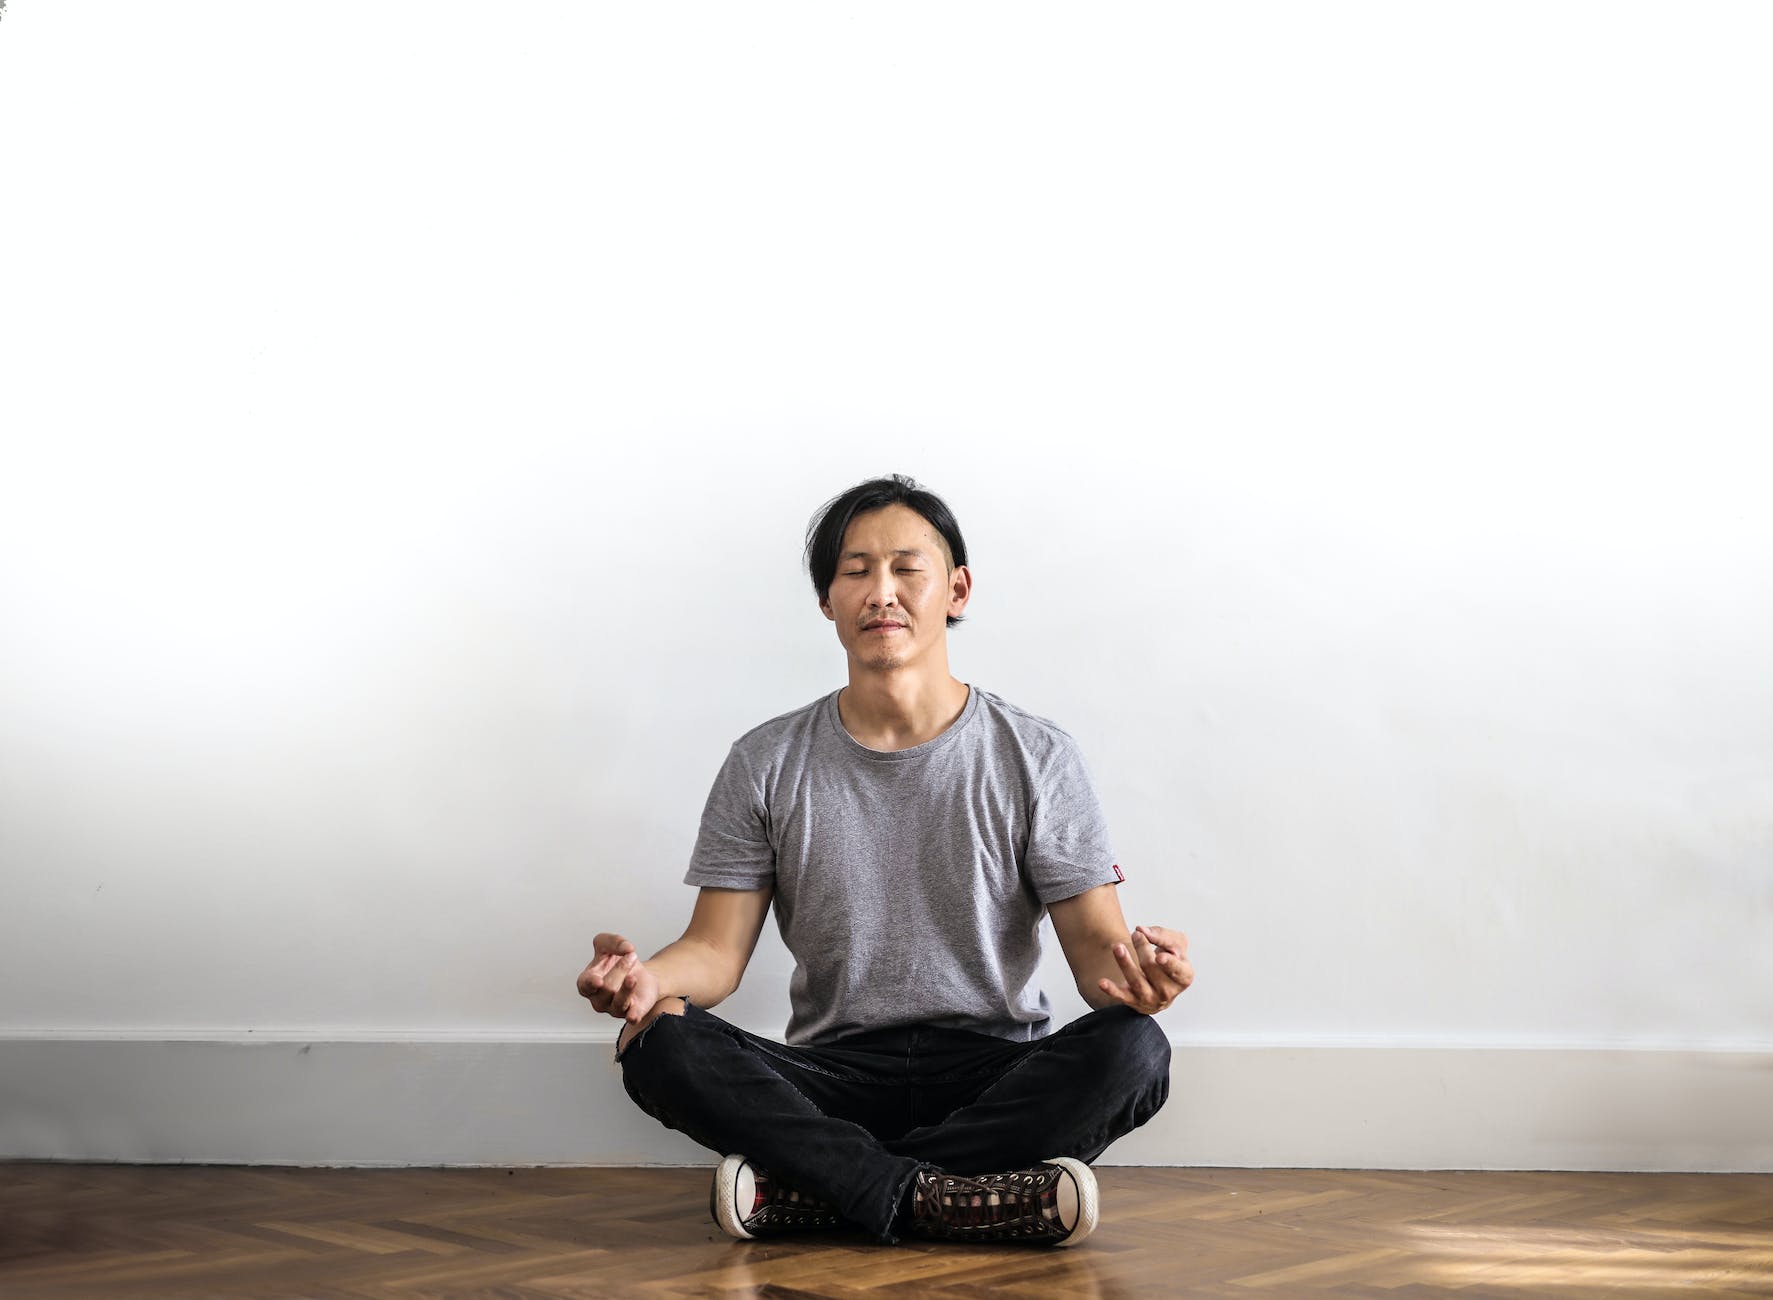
[614,1001,1172,1243]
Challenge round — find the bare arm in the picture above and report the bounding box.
[576,885,773,1026]
[1048,882,1194,1014]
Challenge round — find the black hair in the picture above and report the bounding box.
[804,473,969,630]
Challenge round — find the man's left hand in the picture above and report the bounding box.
[1099,924,1194,1015]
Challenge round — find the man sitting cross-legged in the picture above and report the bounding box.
[575,473,1194,1246]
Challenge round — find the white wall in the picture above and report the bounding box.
[2,3,1769,1165]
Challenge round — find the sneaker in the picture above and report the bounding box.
[909,1156,1099,1247]
[711,1154,845,1240]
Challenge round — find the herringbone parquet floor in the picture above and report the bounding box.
[1,1163,1768,1298]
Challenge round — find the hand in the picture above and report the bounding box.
[1099,924,1193,1015]
[576,932,662,1026]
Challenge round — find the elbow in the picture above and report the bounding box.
[1077,981,1117,1011]
[700,962,746,1010]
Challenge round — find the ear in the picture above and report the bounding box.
[947,564,973,614]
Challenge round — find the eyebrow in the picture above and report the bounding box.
[839,548,928,562]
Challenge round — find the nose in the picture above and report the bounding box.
[866,572,899,613]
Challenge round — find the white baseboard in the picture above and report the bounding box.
[2,1034,1768,1172]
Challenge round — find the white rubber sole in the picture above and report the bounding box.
[1044,1156,1099,1247]
[712,1154,756,1240]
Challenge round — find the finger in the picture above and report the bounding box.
[612,968,641,1018]
[593,933,637,958]
[1145,968,1184,1003]
[1152,951,1191,984]
[1113,942,1154,1001]
[1113,940,1148,983]
[1133,935,1170,980]
[1131,932,1160,968]
[1137,925,1186,955]
[593,949,637,978]
[617,956,648,1009]
[1141,922,1184,950]
[1097,977,1137,1009]
[626,987,658,1025]
[599,950,641,1007]
[1152,969,1192,1004]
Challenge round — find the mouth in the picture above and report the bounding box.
[863,623,906,633]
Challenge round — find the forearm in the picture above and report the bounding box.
[1073,936,1134,1009]
[643,934,745,1009]
[1050,888,1195,1017]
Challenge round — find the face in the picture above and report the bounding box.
[819,503,970,672]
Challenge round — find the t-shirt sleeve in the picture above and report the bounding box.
[682,741,776,889]
[1024,735,1121,904]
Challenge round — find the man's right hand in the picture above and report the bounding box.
[576,932,662,1026]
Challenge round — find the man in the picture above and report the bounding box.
[576,473,1193,1247]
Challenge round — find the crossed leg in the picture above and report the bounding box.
[612,1002,1170,1242]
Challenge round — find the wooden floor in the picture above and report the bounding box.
[1,1164,1770,1298]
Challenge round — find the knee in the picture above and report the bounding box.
[1106,1008,1172,1093]
[616,997,688,1060]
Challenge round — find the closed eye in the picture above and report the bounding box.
[844,570,920,576]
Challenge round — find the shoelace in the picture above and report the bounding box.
[913,1166,1065,1237]
[747,1168,841,1229]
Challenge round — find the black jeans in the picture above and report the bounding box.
[615,1001,1172,1243]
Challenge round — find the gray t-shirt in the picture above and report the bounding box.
[683,684,1121,1045]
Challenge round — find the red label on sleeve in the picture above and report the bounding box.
[1112,863,1125,882]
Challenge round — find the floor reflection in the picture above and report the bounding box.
[691,1236,1138,1298]
[1402,1221,1773,1290]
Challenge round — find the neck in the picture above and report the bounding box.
[838,673,969,752]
